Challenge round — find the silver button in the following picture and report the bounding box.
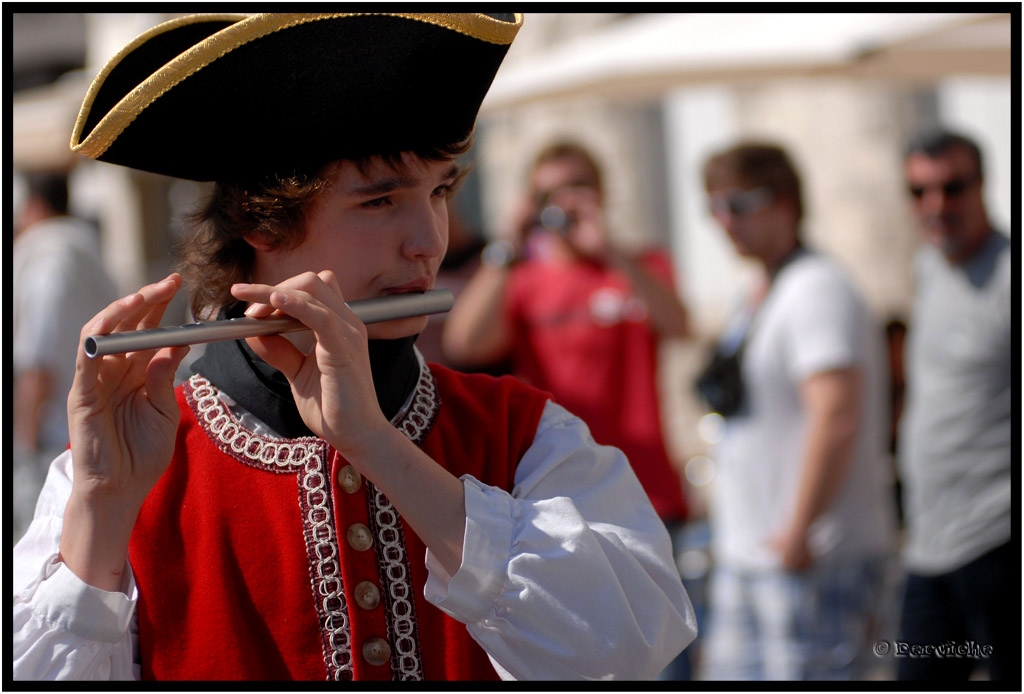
[362,637,391,667]
[347,523,373,552]
[337,464,362,494]
[354,581,381,610]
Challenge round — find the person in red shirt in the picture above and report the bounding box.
[446,142,691,521]
[444,142,694,677]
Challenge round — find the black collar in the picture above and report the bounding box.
[191,305,421,438]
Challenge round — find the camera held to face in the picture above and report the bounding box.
[536,204,576,236]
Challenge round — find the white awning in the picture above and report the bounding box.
[482,12,1012,112]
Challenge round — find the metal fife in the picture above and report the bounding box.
[84,289,454,358]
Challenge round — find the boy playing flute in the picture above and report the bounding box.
[13,13,695,681]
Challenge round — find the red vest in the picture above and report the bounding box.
[128,364,549,681]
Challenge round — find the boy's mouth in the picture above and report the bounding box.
[383,279,432,295]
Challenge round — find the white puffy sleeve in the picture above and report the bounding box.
[423,400,698,680]
[12,451,140,681]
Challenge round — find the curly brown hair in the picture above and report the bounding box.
[177,139,472,319]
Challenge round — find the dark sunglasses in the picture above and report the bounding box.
[907,174,979,200]
[709,187,774,218]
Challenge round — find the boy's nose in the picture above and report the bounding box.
[402,203,448,260]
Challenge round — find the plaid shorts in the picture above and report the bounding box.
[701,557,896,680]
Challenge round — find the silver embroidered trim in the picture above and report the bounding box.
[368,480,421,680]
[302,454,353,681]
[188,375,320,473]
[186,365,440,681]
[393,364,438,444]
[370,364,437,680]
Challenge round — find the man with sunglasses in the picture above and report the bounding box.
[698,142,897,680]
[895,131,1012,681]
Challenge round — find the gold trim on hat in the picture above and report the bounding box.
[403,12,523,45]
[70,13,523,163]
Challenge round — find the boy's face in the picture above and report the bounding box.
[250,153,456,339]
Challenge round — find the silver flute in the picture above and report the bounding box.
[84,289,454,358]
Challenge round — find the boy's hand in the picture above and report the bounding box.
[231,270,392,460]
[61,273,190,591]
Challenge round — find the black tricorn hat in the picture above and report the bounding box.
[70,13,522,182]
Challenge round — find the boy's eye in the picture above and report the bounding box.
[362,196,391,209]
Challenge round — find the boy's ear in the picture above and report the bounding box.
[244,231,274,252]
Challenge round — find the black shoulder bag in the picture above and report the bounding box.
[695,341,746,418]
[694,247,804,417]
[694,294,761,418]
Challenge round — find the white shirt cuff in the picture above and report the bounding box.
[32,555,137,643]
[423,476,512,623]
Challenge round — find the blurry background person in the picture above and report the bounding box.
[443,141,695,678]
[416,197,510,376]
[697,143,898,680]
[12,169,119,543]
[895,131,1012,681]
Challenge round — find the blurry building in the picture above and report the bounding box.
[11,10,1013,482]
